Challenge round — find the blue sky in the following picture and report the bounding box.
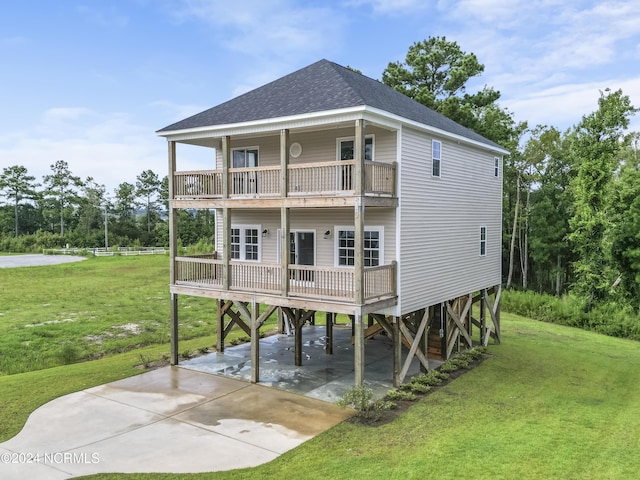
[1,0,639,193]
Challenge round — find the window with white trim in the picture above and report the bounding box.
[432,140,441,177]
[494,157,500,177]
[335,226,383,267]
[337,136,374,161]
[480,226,487,256]
[232,147,258,168]
[230,225,261,261]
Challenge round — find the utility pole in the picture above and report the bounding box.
[103,204,109,249]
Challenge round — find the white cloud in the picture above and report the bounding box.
[503,76,640,131]
[174,0,343,60]
[0,109,166,193]
[448,0,528,24]
[345,0,429,14]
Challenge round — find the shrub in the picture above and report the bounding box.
[439,361,460,373]
[411,370,449,386]
[387,389,417,401]
[407,382,431,394]
[502,290,640,341]
[338,386,396,421]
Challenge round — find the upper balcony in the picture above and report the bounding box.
[171,160,397,209]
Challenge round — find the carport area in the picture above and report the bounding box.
[181,324,427,402]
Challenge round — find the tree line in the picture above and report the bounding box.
[381,37,639,313]
[0,160,214,251]
[1,36,638,315]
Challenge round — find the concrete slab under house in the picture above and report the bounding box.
[156,59,506,391]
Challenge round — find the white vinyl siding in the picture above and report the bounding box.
[228,209,395,268]
[398,127,502,314]
[215,126,396,168]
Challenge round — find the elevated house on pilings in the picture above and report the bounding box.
[156,59,507,387]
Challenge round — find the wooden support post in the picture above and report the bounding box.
[480,289,486,345]
[250,299,259,383]
[294,309,303,366]
[398,309,430,383]
[325,311,333,355]
[222,136,231,291]
[216,298,224,353]
[354,311,365,386]
[277,307,284,334]
[393,316,401,387]
[168,140,179,365]
[494,285,502,344]
[421,309,429,373]
[170,293,179,365]
[280,129,290,297]
[280,129,289,197]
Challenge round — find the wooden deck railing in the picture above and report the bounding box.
[173,160,396,199]
[174,257,396,303]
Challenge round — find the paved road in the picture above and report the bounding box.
[0,254,87,268]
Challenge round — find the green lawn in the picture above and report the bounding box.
[0,313,637,479]
[2,257,639,478]
[0,255,277,375]
[89,314,638,480]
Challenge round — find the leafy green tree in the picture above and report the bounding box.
[527,128,574,295]
[610,145,640,308]
[0,165,39,237]
[77,177,107,231]
[135,169,161,234]
[383,36,491,111]
[41,160,84,237]
[113,182,136,222]
[381,36,524,147]
[568,89,637,307]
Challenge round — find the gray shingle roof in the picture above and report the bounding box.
[157,59,503,150]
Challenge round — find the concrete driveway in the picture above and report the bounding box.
[0,367,352,479]
[0,254,86,268]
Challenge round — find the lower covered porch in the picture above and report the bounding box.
[180,323,425,403]
[168,286,501,396]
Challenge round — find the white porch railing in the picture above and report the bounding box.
[173,160,396,199]
[174,257,396,303]
[174,171,222,198]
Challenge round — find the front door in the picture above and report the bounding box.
[232,148,258,194]
[289,231,315,283]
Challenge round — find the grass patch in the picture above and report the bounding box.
[0,255,278,375]
[75,313,640,480]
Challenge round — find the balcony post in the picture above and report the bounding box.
[354,119,365,305]
[280,129,289,197]
[280,129,290,296]
[354,120,365,386]
[221,136,232,290]
[168,140,179,365]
